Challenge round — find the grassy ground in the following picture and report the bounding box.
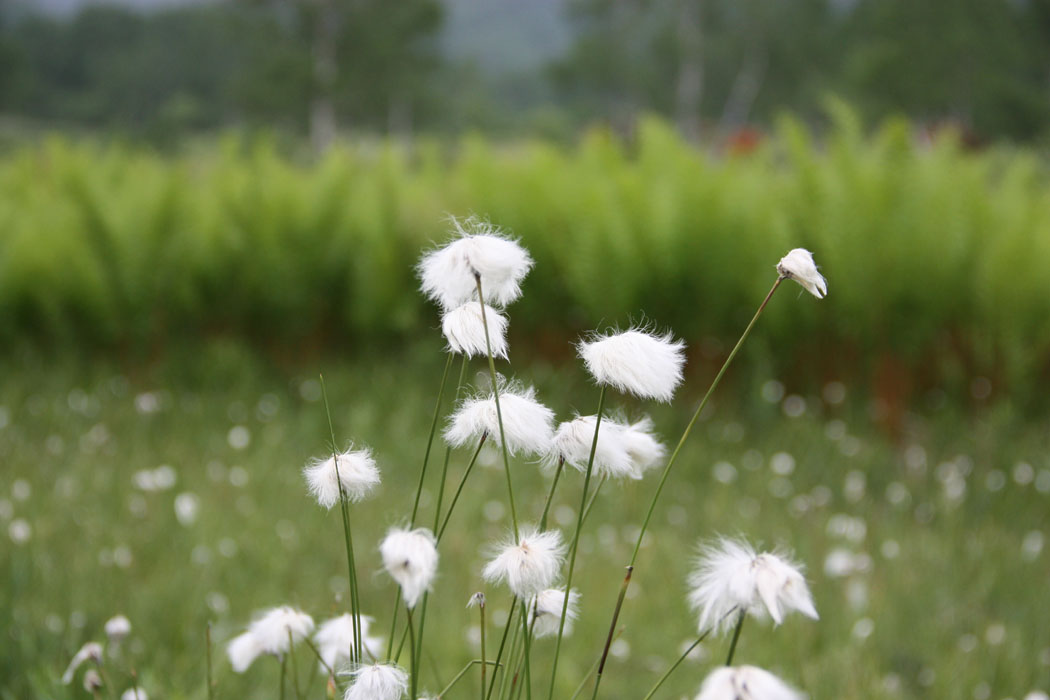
[2,341,1049,699]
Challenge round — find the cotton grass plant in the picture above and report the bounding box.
[206,217,829,699]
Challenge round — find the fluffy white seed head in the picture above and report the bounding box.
[418,217,533,310]
[546,415,666,480]
[530,588,580,639]
[62,642,103,684]
[226,631,263,673]
[578,329,686,403]
[776,248,827,299]
[483,528,566,598]
[343,663,409,700]
[83,669,104,693]
[248,606,315,658]
[695,665,806,700]
[104,614,132,643]
[304,448,381,509]
[121,688,148,700]
[445,382,554,457]
[688,538,818,634]
[441,302,509,359]
[380,528,439,609]
[314,614,383,672]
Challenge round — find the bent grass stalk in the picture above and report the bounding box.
[439,661,501,698]
[547,385,607,700]
[590,277,783,697]
[320,375,363,664]
[475,274,520,540]
[641,629,713,700]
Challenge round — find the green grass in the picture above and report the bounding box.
[2,340,1049,699]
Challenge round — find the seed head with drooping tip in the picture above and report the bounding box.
[776,248,827,299]
[418,217,533,311]
[83,669,103,693]
[694,665,806,700]
[61,642,103,684]
[303,448,381,509]
[445,381,554,457]
[441,302,509,359]
[578,328,686,403]
[688,538,818,634]
[380,527,438,609]
[343,663,409,700]
[483,528,566,598]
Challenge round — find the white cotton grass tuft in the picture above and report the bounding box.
[343,663,409,700]
[444,381,555,457]
[441,301,509,359]
[694,665,806,700]
[578,328,686,403]
[546,415,665,480]
[483,528,566,598]
[380,527,439,609]
[530,588,580,638]
[314,614,383,671]
[227,605,315,672]
[121,688,148,700]
[418,217,534,310]
[776,248,827,299]
[303,448,381,509]
[688,538,818,635]
[62,641,103,684]
[83,669,104,693]
[104,614,132,643]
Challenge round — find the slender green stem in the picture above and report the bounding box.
[412,352,454,525]
[500,619,524,700]
[475,274,519,540]
[320,375,363,664]
[568,476,606,560]
[288,630,302,700]
[94,659,117,700]
[569,628,622,700]
[386,590,401,661]
[725,612,746,666]
[589,565,632,700]
[279,654,286,700]
[488,602,519,700]
[433,354,470,532]
[301,637,336,679]
[631,277,783,566]
[591,277,784,693]
[514,604,541,700]
[407,608,418,700]
[547,386,607,699]
[438,661,501,698]
[641,630,712,700]
[438,434,488,539]
[479,599,488,700]
[518,601,532,700]
[205,622,214,700]
[539,457,564,531]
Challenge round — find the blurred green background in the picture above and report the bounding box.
[2,1,1050,698]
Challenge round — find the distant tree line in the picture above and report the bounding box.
[1,0,1049,145]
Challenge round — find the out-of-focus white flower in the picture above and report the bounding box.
[62,642,103,684]
[695,665,805,700]
[245,606,315,663]
[343,663,409,700]
[418,218,533,310]
[442,302,509,359]
[104,615,131,643]
[688,538,818,634]
[380,528,438,609]
[226,631,263,673]
[83,669,103,693]
[547,415,665,480]
[445,382,554,457]
[530,588,580,638]
[304,448,381,509]
[121,688,148,700]
[776,249,827,299]
[483,528,565,598]
[578,329,686,403]
[314,614,383,671]
[174,492,199,526]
